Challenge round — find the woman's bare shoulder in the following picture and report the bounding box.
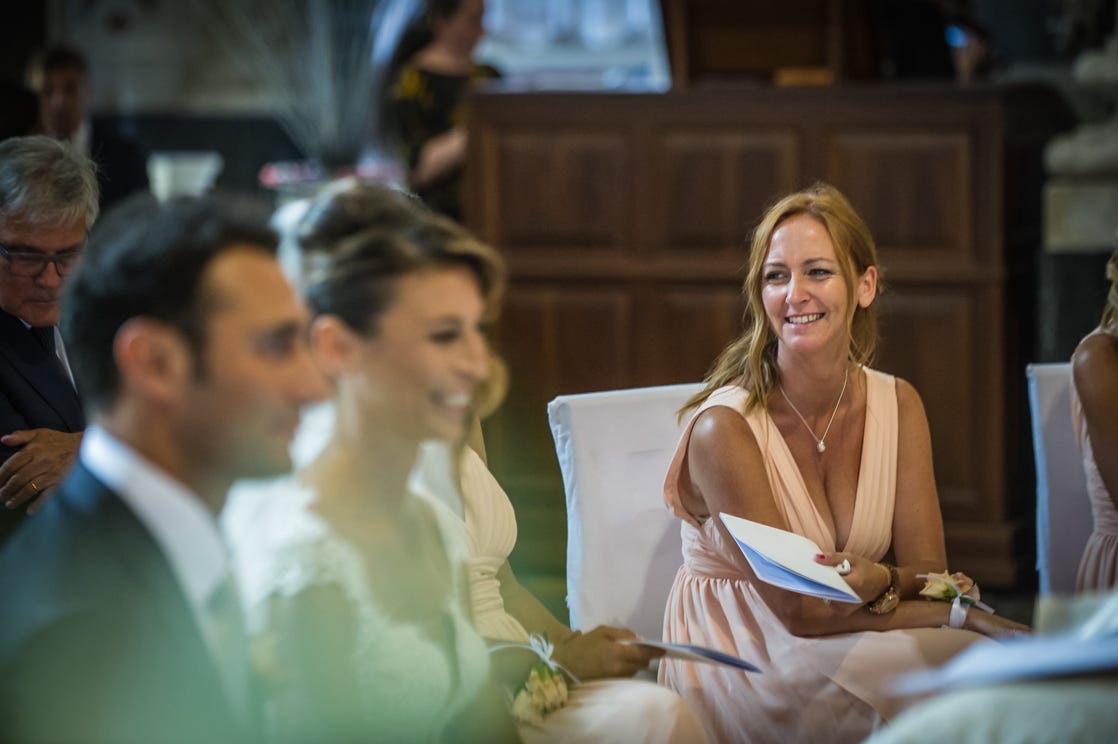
[1073,332,1118,404]
[686,403,766,488]
[1073,331,1118,373]
[689,401,753,450]
[889,375,927,417]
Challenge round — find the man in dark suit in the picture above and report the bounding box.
[0,135,98,545]
[0,195,328,742]
[26,44,150,210]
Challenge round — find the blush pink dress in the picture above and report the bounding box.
[1070,368,1118,590]
[659,367,984,744]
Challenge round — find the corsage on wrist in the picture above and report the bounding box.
[917,571,995,628]
[490,633,577,725]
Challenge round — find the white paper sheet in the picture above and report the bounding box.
[719,513,861,603]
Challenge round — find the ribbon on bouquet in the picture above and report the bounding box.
[489,633,581,685]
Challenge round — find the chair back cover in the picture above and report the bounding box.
[1027,363,1092,595]
[548,383,703,639]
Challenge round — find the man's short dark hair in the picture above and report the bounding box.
[26,44,88,84]
[62,194,277,415]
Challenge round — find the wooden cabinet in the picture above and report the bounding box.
[659,0,879,85]
[466,85,1069,604]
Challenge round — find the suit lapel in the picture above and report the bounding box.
[60,465,249,733]
[0,311,84,430]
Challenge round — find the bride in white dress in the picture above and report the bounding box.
[223,180,516,743]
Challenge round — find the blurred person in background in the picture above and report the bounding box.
[383,0,497,221]
[0,136,97,546]
[26,44,149,210]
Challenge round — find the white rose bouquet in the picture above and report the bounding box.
[510,661,569,724]
[491,633,575,725]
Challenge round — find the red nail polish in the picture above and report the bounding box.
[815,553,826,560]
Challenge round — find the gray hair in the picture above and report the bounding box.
[0,135,99,229]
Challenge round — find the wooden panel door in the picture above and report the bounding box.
[487,284,631,579]
[647,129,800,253]
[467,87,1057,602]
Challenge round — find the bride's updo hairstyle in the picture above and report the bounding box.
[682,182,882,417]
[283,179,507,415]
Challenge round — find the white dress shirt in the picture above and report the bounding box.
[69,118,91,159]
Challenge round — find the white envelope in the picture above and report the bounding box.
[719,513,861,603]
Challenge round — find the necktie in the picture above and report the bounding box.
[31,325,77,391]
[30,325,56,355]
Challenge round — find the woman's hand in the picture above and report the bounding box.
[814,552,890,606]
[964,610,1032,639]
[552,625,660,680]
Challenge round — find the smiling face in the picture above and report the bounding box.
[0,218,86,326]
[341,264,490,445]
[761,213,876,361]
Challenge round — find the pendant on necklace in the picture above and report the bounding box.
[817,441,826,453]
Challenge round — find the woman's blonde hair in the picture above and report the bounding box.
[682,182,882,417]
[1101,248,1118,338]
[287,179,508,416]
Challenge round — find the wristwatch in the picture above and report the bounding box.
[866,563,900,614]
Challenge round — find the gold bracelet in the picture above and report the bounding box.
[876,562,891,588]
[867,563,900,614]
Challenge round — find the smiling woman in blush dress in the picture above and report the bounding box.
[658,182,1029,743]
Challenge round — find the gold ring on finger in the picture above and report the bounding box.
[30,481,38,493]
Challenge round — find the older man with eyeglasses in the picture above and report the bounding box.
[0,135,97,545]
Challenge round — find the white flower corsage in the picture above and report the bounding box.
[510,660,568,724]
[917,571,995,628]
[491,633,575,725]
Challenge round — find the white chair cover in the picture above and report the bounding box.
[1027,363,1092,595]
[548,383,703,641]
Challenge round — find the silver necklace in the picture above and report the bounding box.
[779,366,849,454]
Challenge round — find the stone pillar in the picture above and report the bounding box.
[1040,6,1118,359]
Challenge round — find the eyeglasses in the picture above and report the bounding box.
[0,242,85,278]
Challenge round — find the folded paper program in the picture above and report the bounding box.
[620,640,761,673]
[719,513,861,603]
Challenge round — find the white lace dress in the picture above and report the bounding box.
[410,442,709,744]
[222,476,492,742]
